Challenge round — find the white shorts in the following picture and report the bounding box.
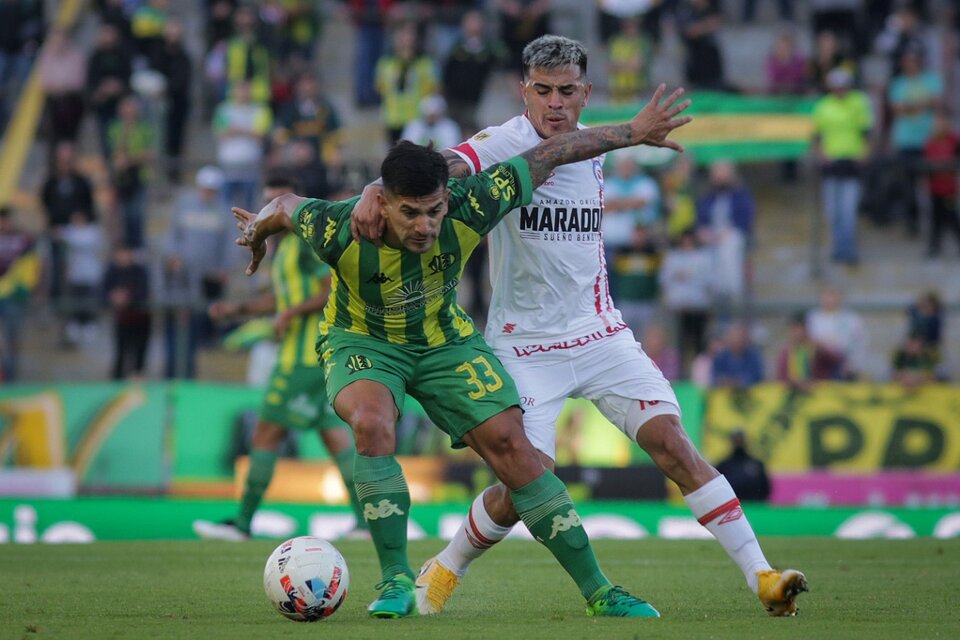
[492,327,680,461]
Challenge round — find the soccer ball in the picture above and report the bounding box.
[263,536,349,622]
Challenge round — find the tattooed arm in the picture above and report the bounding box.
[522,84,691,187]
[442,149,473,178]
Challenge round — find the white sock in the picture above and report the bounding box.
[684,475,771,593]
[435,489,512,577]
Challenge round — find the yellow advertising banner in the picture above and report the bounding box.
[703,383,960,472]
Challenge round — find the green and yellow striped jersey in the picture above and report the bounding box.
[292,157,533,347]
[272,232,330,371]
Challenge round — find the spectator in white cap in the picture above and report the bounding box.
[400,94,462,150]
[160,165,237,378]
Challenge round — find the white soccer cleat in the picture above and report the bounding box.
[192,519,249,542]
[757,569,808,616]
[415,556,460,615]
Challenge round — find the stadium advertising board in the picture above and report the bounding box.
[704,383,960,505]
[0,384,167,493]
[0,498,956,543]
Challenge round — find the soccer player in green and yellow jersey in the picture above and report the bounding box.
[193,176,366,542]
[233,85,692,619]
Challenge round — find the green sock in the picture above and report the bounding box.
[512,471,610,600]
[236,448,278,534]
[333,444,367,530]
[354,454,412,581]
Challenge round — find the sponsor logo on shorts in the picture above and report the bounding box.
[346,354,373,373]
[511,323,629,357]
[520,396,535,407]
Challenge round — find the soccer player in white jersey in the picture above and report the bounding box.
[352,35,807,618]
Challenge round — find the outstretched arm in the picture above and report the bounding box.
[521,84,691,188]
[233,193,307,275]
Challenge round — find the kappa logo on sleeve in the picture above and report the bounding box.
[322,218,337,246]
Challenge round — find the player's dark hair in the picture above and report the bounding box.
[264,174,301,194]
[381,140,448,197]
[522,35,588,80]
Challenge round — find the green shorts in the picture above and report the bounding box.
[261,363,346,432]
[318,331,520,448]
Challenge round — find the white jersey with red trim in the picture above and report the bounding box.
[451,115,623,349]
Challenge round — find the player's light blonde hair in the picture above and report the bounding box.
[521,35,588,80]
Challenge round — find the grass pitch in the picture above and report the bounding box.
[1,538,957,640]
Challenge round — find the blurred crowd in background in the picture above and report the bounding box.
[0,0,957,390]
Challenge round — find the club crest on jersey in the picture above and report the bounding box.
[346,354,373,373]
[429,252,457,274]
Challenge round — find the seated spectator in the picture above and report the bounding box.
[775,313,844,389]
[711,321,764,389]
[906,291,943,355]
[807,286,867,380]
[716,430,770,502]
[892,331,937,388]
[400,94,462,150]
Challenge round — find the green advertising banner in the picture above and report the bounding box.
[582,91,817,164]
[1,498,956,543]
[0,383,167,489]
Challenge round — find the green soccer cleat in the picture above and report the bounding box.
[586,585,661,618]
[367,574,418,619]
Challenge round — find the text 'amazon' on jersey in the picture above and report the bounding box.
[292,157,533,347]
[271,233,330,371]
[451,115,623,348]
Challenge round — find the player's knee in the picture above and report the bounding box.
[345,407,395,455]
[252,421,287,450]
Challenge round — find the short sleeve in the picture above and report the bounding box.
[291,197,357,264]
[450,122,530,174]
[447,157,534,235]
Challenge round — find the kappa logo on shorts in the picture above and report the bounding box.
[346,354,374,373]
